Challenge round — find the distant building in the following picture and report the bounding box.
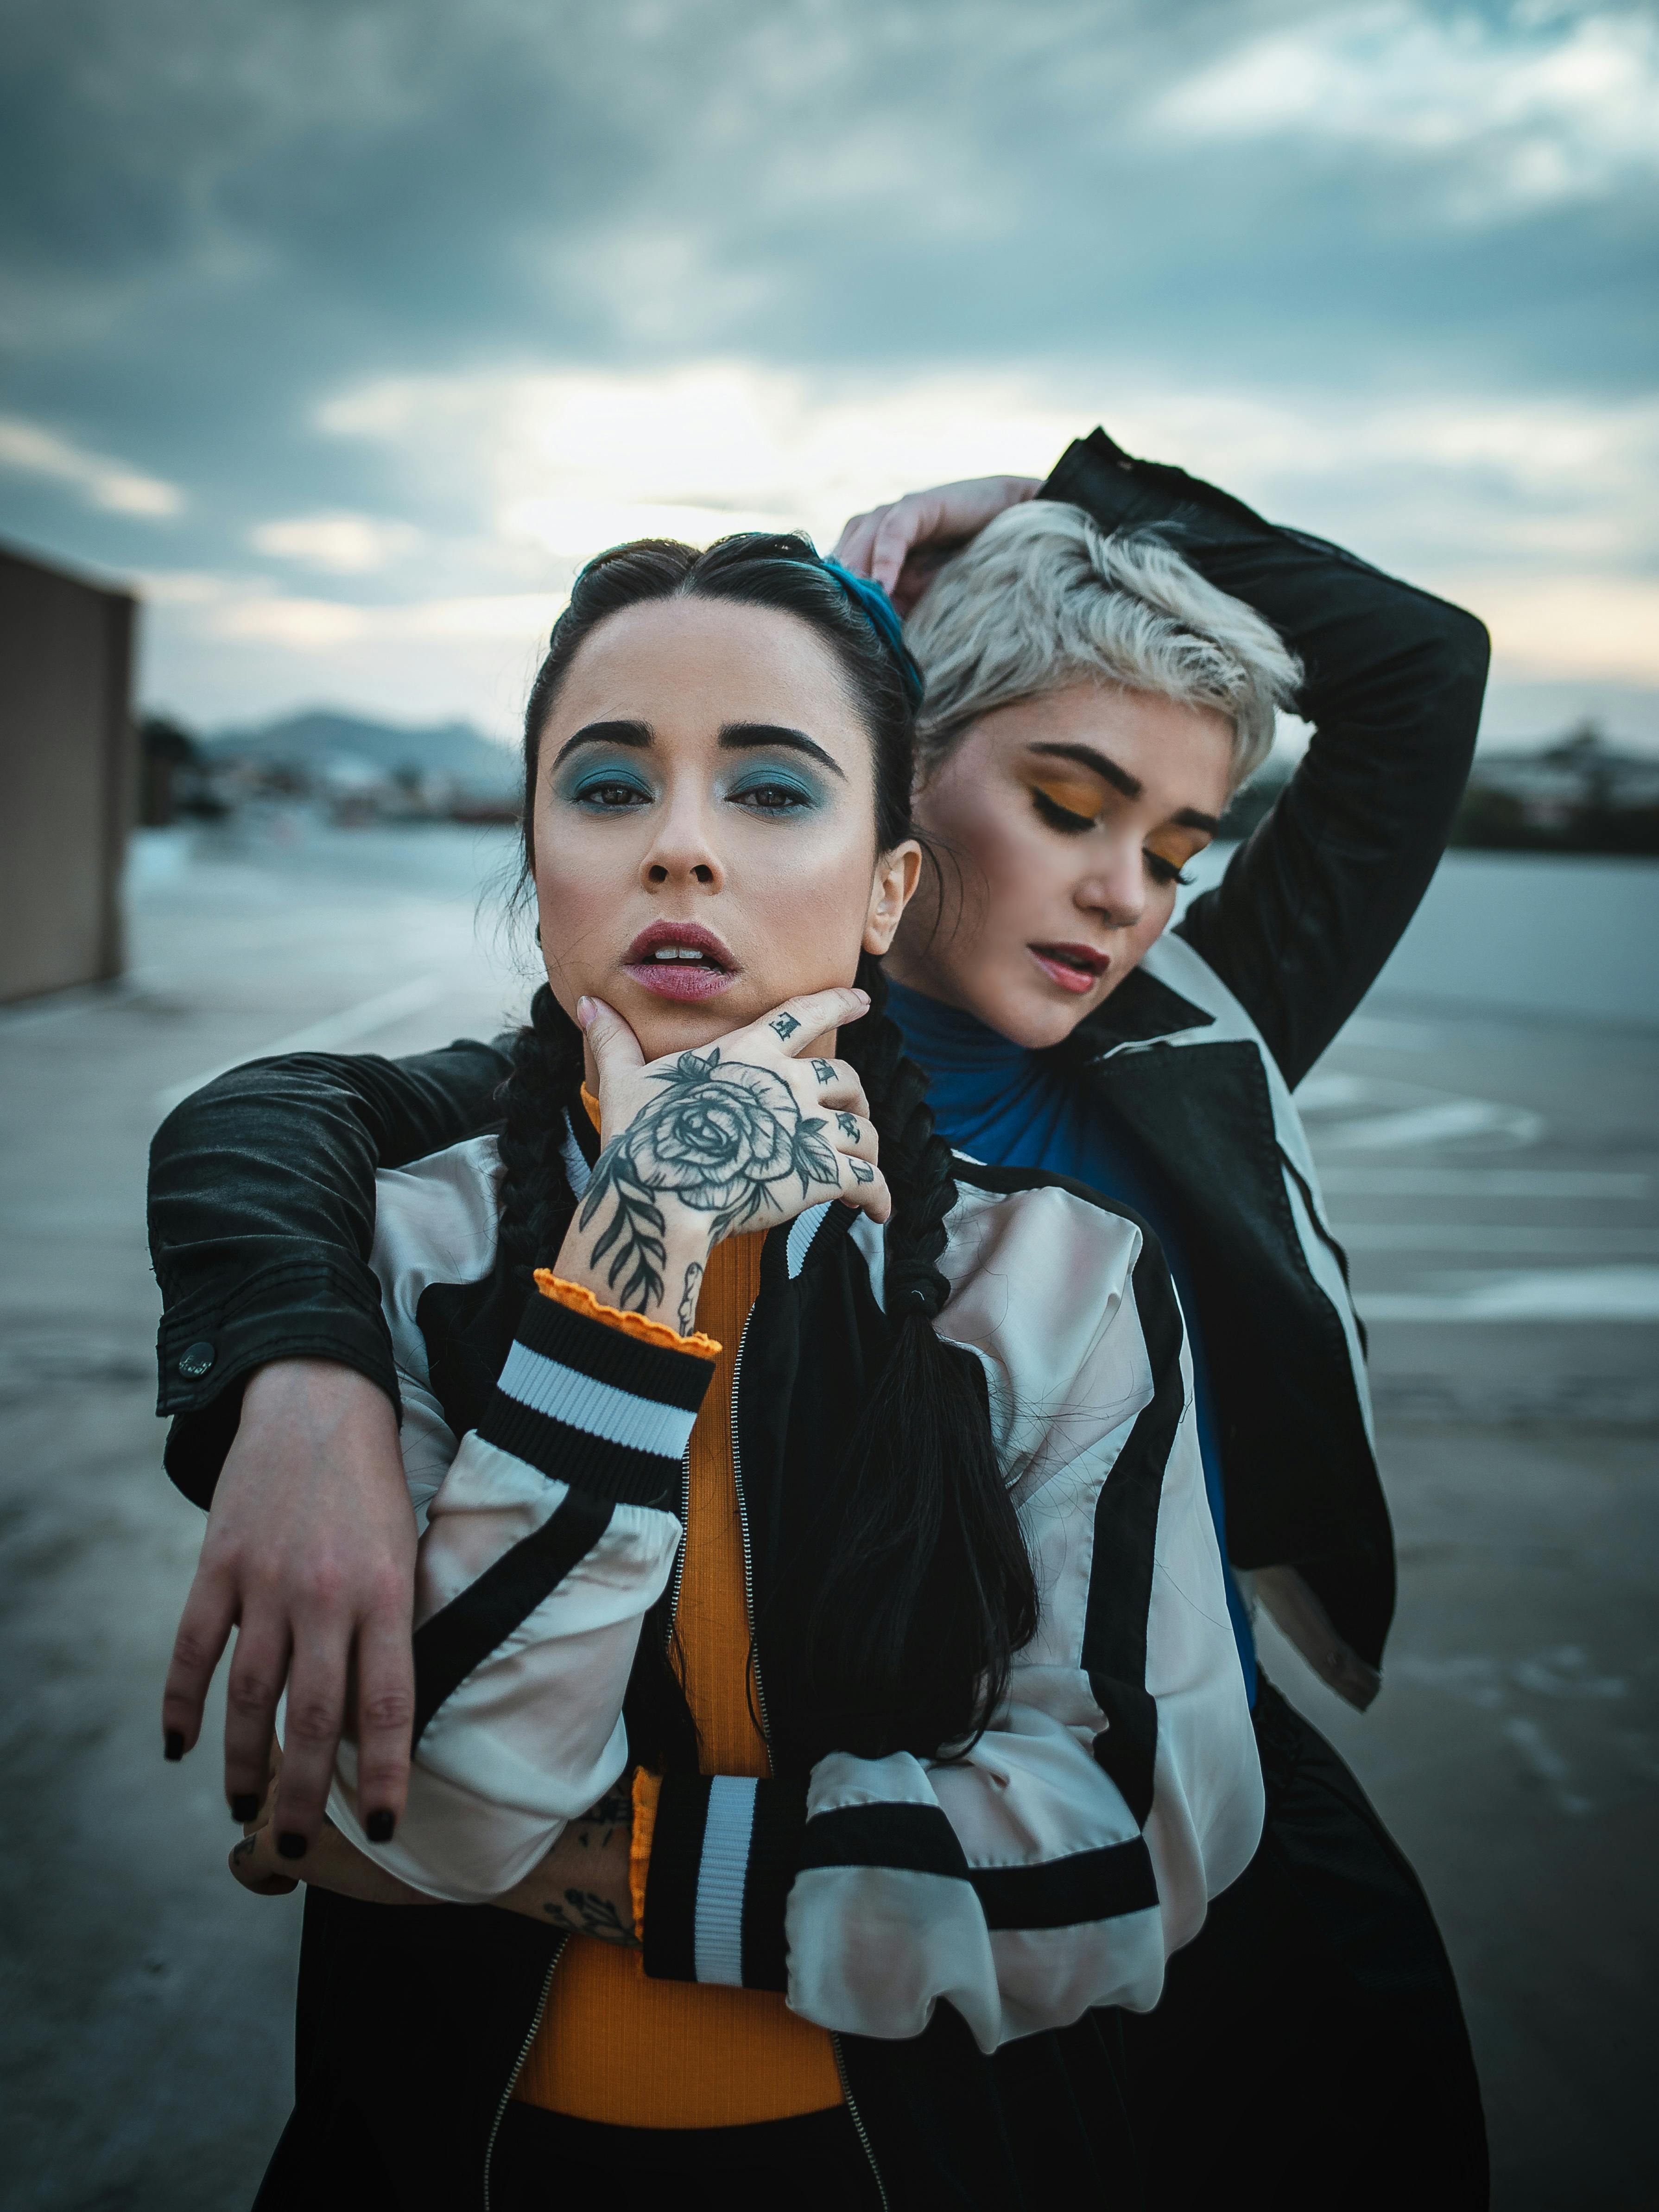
[0,543,136,1004]
[1219,724,1659,857]
[1454,724,1659,854]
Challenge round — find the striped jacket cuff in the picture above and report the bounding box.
[477,1287,716,1509]
[641,1775,807,1991]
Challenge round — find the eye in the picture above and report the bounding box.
[1144,849,1194,889]
[729,773,818,816]
[567,769,652,811]
[1030,785,1099,837]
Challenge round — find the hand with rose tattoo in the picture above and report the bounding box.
[557,985,886,1320]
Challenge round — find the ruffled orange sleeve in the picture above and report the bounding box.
[629,1767,661,1944]
[531,1269,721,1362]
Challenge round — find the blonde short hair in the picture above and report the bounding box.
[904,501,1301,790]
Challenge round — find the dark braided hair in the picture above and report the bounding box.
[499,530,1037,1759]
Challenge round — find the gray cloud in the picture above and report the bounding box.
[1,0,1654,737]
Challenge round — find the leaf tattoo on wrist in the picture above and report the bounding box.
[677,1260,703,1337]
[542,1889,637,1946]
[577,1049,839,1310]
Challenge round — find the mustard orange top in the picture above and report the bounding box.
[512,1096,842,2127]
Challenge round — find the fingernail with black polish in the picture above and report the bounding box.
[277,1831,307,1861]
[365,1809,395,1844]
[164,1730,185,1762]
[230,1793,260,1824]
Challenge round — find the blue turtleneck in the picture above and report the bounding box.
[888,980,1257,1705]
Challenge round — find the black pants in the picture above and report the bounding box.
[492,2103,883,2209]
[1120,1675,1489,2209]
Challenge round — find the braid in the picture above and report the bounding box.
[842,953,955,1320]
[495,982,586,1279]
[796,953,1041,1763]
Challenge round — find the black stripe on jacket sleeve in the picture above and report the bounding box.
[968,1838,1158,1930]
[477,1287,716,1509]
[641,1775,710,1984]
[410,1489,614,1748]
[1083,1232,1188,1829]
[798,1800,970,1881]
[799,1803,1158,1931]
[741,1779,807,1992]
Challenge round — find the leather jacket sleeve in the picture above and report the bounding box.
[1042,428,1491,1089]
[150,1036,509,1501]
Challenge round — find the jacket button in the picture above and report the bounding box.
[178,1341,216,1380]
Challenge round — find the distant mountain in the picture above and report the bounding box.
[205,709,520,795]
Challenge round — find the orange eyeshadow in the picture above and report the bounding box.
[1029,774,1106,822]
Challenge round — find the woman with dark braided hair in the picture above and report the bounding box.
[182,529,1260,2207]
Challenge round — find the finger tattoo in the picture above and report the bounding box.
[811,1058,837,1084]
[850,1159,875,1184]
[770,1013,801,1039]
[836,1111,861,1141]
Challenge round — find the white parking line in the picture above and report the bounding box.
[1336,1224,1659,1255]
[1318,1169,1650,1198]
[1362,1267,1659,1322]
[152,975,448,1112]
[1320,1098,1545,1151]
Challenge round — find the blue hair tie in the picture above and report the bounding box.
[821,556,926,710]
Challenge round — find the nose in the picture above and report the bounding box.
[640,788,724,895]
[1075,831,1147,932]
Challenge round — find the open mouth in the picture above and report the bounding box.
[623,921,739,1002]
[1028,942,1108,996]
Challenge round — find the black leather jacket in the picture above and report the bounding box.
[149,426,1489,1687]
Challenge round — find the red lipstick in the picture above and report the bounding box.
[1028,941,1108,996]
[622,920,739,1002]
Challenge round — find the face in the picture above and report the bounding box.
[532,596,920,1065]
[890,681,1234,1050]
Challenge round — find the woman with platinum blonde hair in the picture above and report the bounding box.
[152,429,1488,2206]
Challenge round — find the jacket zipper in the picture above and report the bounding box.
[666,1436,692,1632]
[832,2032,891,2210]
[728,1310,772,1748]
[733,1309,887,2206]
[481,1935,565,2211]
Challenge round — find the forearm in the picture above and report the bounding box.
[495,1779,638,1945]
[151,1038,509,1497]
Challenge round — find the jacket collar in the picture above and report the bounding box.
[1039,962,1215,1074]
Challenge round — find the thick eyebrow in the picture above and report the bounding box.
[719,722,845,779]
[1028,741,1218,834]
[551,718,652,768]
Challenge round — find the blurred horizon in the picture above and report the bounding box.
[2,0,1656,751]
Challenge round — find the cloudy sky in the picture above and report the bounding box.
[2,0,1656,748]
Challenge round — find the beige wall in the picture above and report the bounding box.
[0,545,136,1004]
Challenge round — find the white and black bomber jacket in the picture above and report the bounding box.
[318,1131,1264,2055]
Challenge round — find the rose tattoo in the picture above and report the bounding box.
[577,1049,840,1310]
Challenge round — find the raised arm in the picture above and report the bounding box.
[1043,428,1490,1088]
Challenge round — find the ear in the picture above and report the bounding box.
[863,840,923,957]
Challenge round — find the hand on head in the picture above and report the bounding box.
[833,475,1042,613]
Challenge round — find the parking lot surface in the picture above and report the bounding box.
[2,821,1654,2210]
